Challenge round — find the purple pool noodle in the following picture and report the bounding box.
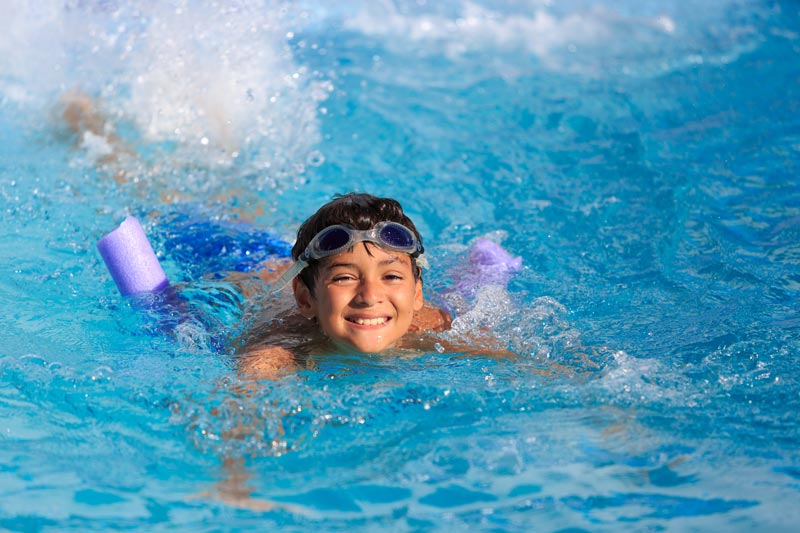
[451,239,522,299]
[97,216,169,295]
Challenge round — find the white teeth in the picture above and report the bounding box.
[353,317,387,326]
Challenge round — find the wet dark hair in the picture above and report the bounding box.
[291,193,424,293]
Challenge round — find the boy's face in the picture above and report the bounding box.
[293,243,424,353]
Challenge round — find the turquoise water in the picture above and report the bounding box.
[1,0,799,531]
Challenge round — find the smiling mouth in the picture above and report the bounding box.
[348,317,389,326]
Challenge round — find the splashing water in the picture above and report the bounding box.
[0,0,330,198]
[1,0,799,530]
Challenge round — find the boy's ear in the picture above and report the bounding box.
[293,277,317,319]
[413,278,424,311]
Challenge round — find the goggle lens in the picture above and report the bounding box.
[380,223,415,249]
[317,227,351,252]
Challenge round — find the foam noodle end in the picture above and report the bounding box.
[97,216,169,296]
[451,239,522,299]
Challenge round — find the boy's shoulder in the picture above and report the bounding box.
[408,303,452,333]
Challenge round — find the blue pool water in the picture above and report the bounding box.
[1,0,799,530]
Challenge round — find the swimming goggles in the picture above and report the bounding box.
[273,221,425,291]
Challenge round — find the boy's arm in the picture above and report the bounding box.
[237,344,297,381]
[443,338,521,361]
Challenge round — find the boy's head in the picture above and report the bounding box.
[291,193,424,293]
[286,193,426,353]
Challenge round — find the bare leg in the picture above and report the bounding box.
[59,90,131,180]
[61,90,109,139]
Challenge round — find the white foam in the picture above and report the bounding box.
[0,1,328,177]
[446,284,516,338]
[123,4,325,162]
[80,131,115,161]
[599,349,694,405]
[343,1,674,64]
[341,0,762,78]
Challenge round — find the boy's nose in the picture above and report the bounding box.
[354,278,383,305]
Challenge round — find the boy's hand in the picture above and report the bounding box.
[238,345,296,380]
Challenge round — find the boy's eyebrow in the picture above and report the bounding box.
[323,256,407,271]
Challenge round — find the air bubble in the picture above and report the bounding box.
[306,150,325,167]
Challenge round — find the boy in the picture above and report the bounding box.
[238,193,452,379]
[59,94,454,376]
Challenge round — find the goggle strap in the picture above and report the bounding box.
[271,257,309,294]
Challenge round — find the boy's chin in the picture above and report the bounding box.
[331,336,398,355]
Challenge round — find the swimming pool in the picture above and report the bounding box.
[1,0,798,530]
